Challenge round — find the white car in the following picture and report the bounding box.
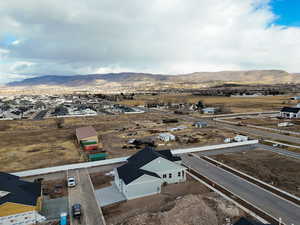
[67,177,76,187]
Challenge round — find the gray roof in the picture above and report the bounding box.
[117,148,181,185]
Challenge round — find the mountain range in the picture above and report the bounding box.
[6,70,300,91]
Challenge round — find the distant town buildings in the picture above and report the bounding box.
[0,94,145,120]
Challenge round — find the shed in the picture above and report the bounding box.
[76,126,98,142]
[88,153,107,161]
[194,121,208,128]
[158,133,176,142]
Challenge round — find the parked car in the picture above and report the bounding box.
[67,177,76,187]
[72,203,82,219]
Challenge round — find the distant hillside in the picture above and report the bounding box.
[7,70,300,89]
[8,73,170,86]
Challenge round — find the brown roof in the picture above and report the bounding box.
[76,126,97,140]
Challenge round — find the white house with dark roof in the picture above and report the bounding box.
[0,172,45,225]
[280,107,300,119]
[114,148,186,200]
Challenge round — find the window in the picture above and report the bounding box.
[178,172,181,177]
[163,174,167,178]
[182,171,184,177]
[169,173,172,178]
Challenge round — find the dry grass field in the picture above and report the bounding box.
[120,94,292,113]
[212,149,300,196]
[0,111,235,172]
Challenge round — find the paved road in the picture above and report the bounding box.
[182,155,300,225]
[68,169,106,225]
[33,110,48,120]
[211,120,300,145]
[257,144,300,160]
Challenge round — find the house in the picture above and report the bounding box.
[290,96,300,100]
[278,122,294,127]
[159,133,176,142]
[75,126,99,150]
[194,121,208,128]
[0,172,45,225]
[234,135,248,142]
[114,148,186,200]
[202,107,217,114]
[280,107,300,119]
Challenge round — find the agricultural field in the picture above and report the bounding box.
[212,149,300,196]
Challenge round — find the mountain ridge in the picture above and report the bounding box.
[7,70,300,88]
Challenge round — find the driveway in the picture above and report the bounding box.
[95,184,126,207]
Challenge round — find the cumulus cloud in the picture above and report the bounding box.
[0,0,299,83]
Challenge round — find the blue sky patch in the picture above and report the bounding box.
[270,0,300,27]
[0,33,18,47]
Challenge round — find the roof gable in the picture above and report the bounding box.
[128,173,161,185]
[76,126,97,139]
[0,172,41,206]
[117,147,181,185]
[280,107,300,113]
[141,157,186,173]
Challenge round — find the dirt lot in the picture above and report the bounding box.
[120,94,289,113]
[103,176,246,225]
[212,149,300,196]
[226,116,300,133]
[42,178,68,199]
[90,172,113,189]
[0,111,234,172]
[0,113,164,171]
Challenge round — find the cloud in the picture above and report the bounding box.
[0,0,299,83]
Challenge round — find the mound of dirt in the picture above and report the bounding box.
[121,195,218,225]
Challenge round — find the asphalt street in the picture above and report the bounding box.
[68,169,106,225]
[256,143,300,160]
[182,155,300,225]
[212,121,300,145]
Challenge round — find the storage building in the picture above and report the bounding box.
[0,172,45,225]
[194,121,208,128]
[158,133,176,142]
[76,126,99,150]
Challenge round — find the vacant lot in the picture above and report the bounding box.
[212,149,300,196]
[0,111,236,172]
[103,177,245,225]
[120,94,290,113]
[226,116,300,133]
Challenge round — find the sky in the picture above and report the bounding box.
[0,0,300,84]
